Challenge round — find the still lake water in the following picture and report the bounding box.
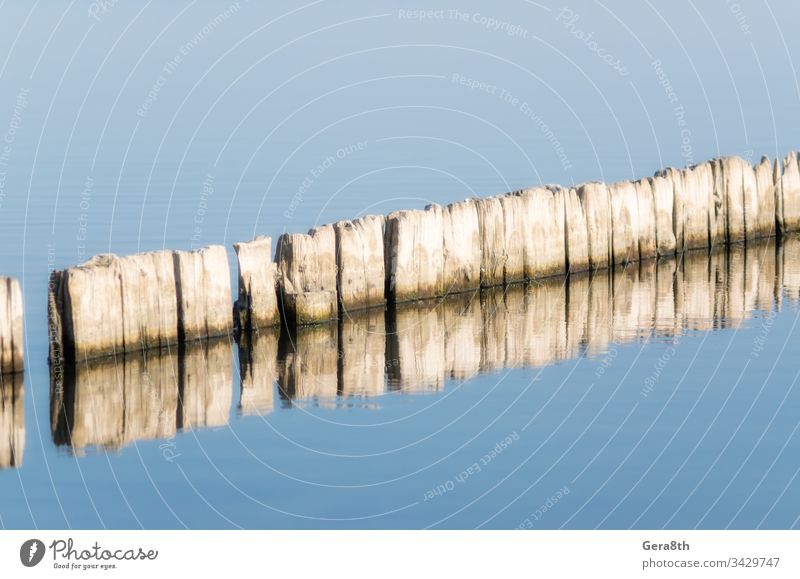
[1,1,800,529]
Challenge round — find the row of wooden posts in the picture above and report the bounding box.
[0,150,799,371]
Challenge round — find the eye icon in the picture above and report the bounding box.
[20,540,46,567]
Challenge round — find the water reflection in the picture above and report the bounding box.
[49,238,799,454]
[238,328,279,416]
[0,372,24,469]
[51,339,232,454]
[278,324,339,405]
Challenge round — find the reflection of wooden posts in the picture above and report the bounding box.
[640,262,657,336]
[338,309,386,398]
[585,269,613,357]
[386,302,445,392]
[611,266,637,343]
[238,328,279,416]
[51,349,180,452]
[521,279,568,368]
[654,258,679,338]
[0,372,24,469]
[611,262,657,343]
[565,272,590,358]
[480,288,507,371]
[124,350,180,444]
[680,251,715,331]
[178,339,232,430]
[50,339,232,453]
[780,236,800,302]
[442,294,482,380]
[724,246,748,328]
[278,324,338,402]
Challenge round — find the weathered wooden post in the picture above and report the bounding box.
[385,205,445,302]
[576,182,612,270]
[233,236,279,332]
[442,199,482,294]
[649,175,677,256]
[174,245,232,341]
[335,215,386,313]
[0,277,24,374]
[276,225,338,325]
[49,245,231,361]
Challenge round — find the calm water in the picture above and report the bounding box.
[1,0,800,529]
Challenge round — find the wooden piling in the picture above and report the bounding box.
[385,205,445,302]
[0,277,24,374]
[233,236,279,332]
[276,225,338,325]
[49,245,230,362]
[335,215,386,313]
[442,199,482,295]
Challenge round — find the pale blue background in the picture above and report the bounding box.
[0,0,798,528]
